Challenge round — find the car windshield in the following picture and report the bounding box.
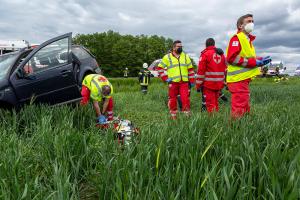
[0,53,18,79]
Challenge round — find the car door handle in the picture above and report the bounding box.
[61,70,71,76]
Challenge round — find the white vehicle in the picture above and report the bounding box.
[264,61,286,76]
[0,40,30,55]
[295,66,300,76]
[148,59,161,77]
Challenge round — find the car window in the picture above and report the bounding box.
[24,38,69,75]
[72,47,91,60]
[0,53,18,79]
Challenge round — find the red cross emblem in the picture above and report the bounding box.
[98,76,108,82]
[213,53,221,64]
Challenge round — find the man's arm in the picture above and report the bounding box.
[226,36,256,68]
[195,53,206,90]
[80,85,90,105]
[102,98,110,114]
[138,72,142,82]
[157,56,169,82]
[93,100,101,117]
[186,55,195,84]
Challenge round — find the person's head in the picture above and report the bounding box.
[143,63,148,68]
[101,85,111,97]
[237,14,254,34]
[125,67,128,70]
[172,40,183,54]
[205,38,215,47]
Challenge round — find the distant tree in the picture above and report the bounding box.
[73,31,173,77]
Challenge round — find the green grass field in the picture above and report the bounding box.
[0,77,299,199]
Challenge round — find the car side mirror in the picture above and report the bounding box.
[16,68,25,79]
[16,67,36,80]
[25,74,37,80]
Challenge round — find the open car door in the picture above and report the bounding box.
[10,33,81,105]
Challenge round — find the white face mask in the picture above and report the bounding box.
[244,22,254,33]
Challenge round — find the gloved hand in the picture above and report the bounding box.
[166,78,172,84]
[97,115,107,124]
[256,56,272,66]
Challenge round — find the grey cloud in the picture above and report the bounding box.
[0,0,299,70]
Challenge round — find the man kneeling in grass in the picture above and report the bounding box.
[80,74,114,124]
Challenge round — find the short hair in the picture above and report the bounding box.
[101,85,111,96]
[173,40,182,47]
[206,38,215,47]
[237,14,253,29]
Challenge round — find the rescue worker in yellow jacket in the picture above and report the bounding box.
[138,63,151,94]
[226,14,272,118]
[80,74,114,124]
[156,40,195,119]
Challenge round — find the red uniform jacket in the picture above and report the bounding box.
[196,46,227,90]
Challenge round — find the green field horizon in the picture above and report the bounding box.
[0,77,299,199]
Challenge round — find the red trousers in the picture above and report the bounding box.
[227,79,250,119]
[168,82,190,117]
[203,87,220,113]
[80,85,114,121]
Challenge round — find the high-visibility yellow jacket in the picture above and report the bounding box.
[82,74,113,101]
[226,32,261,83]
[158,52,194,82]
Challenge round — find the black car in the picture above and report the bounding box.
[0,33,101,109]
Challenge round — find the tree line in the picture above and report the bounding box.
[73,30,175,77]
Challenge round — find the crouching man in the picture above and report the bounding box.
[80,74,114,124]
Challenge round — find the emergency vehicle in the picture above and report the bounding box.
[0,40,30,55]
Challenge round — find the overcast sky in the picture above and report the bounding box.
[1,0,300,71]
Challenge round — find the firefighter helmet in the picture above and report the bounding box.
[143,63,148,69]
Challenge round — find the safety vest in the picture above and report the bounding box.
[82,74,113,101]
[226,32,261,83]
[158,52,193,82]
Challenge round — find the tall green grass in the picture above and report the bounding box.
[0,77,299,199]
